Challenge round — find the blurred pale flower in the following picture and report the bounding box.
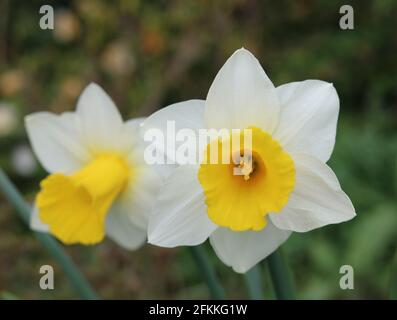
[144,48,356,273]
[26,83,161,249]
[0,70,26,96]
[54,10,80,42]
[60,77,84,101]
[0,102,17,136]
[11,145,37,177]
[100,41,135,76]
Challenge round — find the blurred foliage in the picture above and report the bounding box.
[0,0,396,299]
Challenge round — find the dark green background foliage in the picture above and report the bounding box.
[0,0,396,299]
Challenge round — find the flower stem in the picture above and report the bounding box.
[243,265,264,299]
[0,168,99,300]
[266,249,295,300]
[390,248,397,300]
[189,246,226,299]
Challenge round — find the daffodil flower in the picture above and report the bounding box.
[144,48,356,273]
[26,83,161,249]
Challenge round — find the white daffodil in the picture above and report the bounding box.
[26,83,161,250]
[143,48,356,273]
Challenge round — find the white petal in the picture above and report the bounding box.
[127,117,177,179]
[126,119,167,224]
[273,80,339,162]
[141,100,205,165]
[116,163,162,230]
[106,209,147,250]
[116,117,146,155]
[113,120,164,230]
[270,154,356,232]
[142,100,205,132]
[148,164,217,247]
[124,117,146,139]
[30,206,49,233]
[76,83,124,151]
[25,112,90,173]
[205,48,280,132]
[209,221,291,273]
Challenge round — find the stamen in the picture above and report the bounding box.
[236,154,255,180]
[239,159,252,180]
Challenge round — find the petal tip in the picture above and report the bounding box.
[236,46,248,53]
[81,82,105,97]
[24,112,45,125]
[24,112,51,136]
[232,47,256,60]
[86,82,101,90]
[24,114,35,128]
[232,265,249,274]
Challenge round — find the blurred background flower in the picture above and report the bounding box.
[0,102,17,136]
[10,144,37,177]
[0,0,396,299]
[53,9,80,43]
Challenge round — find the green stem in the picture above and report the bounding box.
[189,246,226,299]
[243,265,264,299]
[267,249,295,300]
[390,248,397,300]
[0,168,99,300]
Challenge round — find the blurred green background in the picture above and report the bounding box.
[0,0,396,299]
